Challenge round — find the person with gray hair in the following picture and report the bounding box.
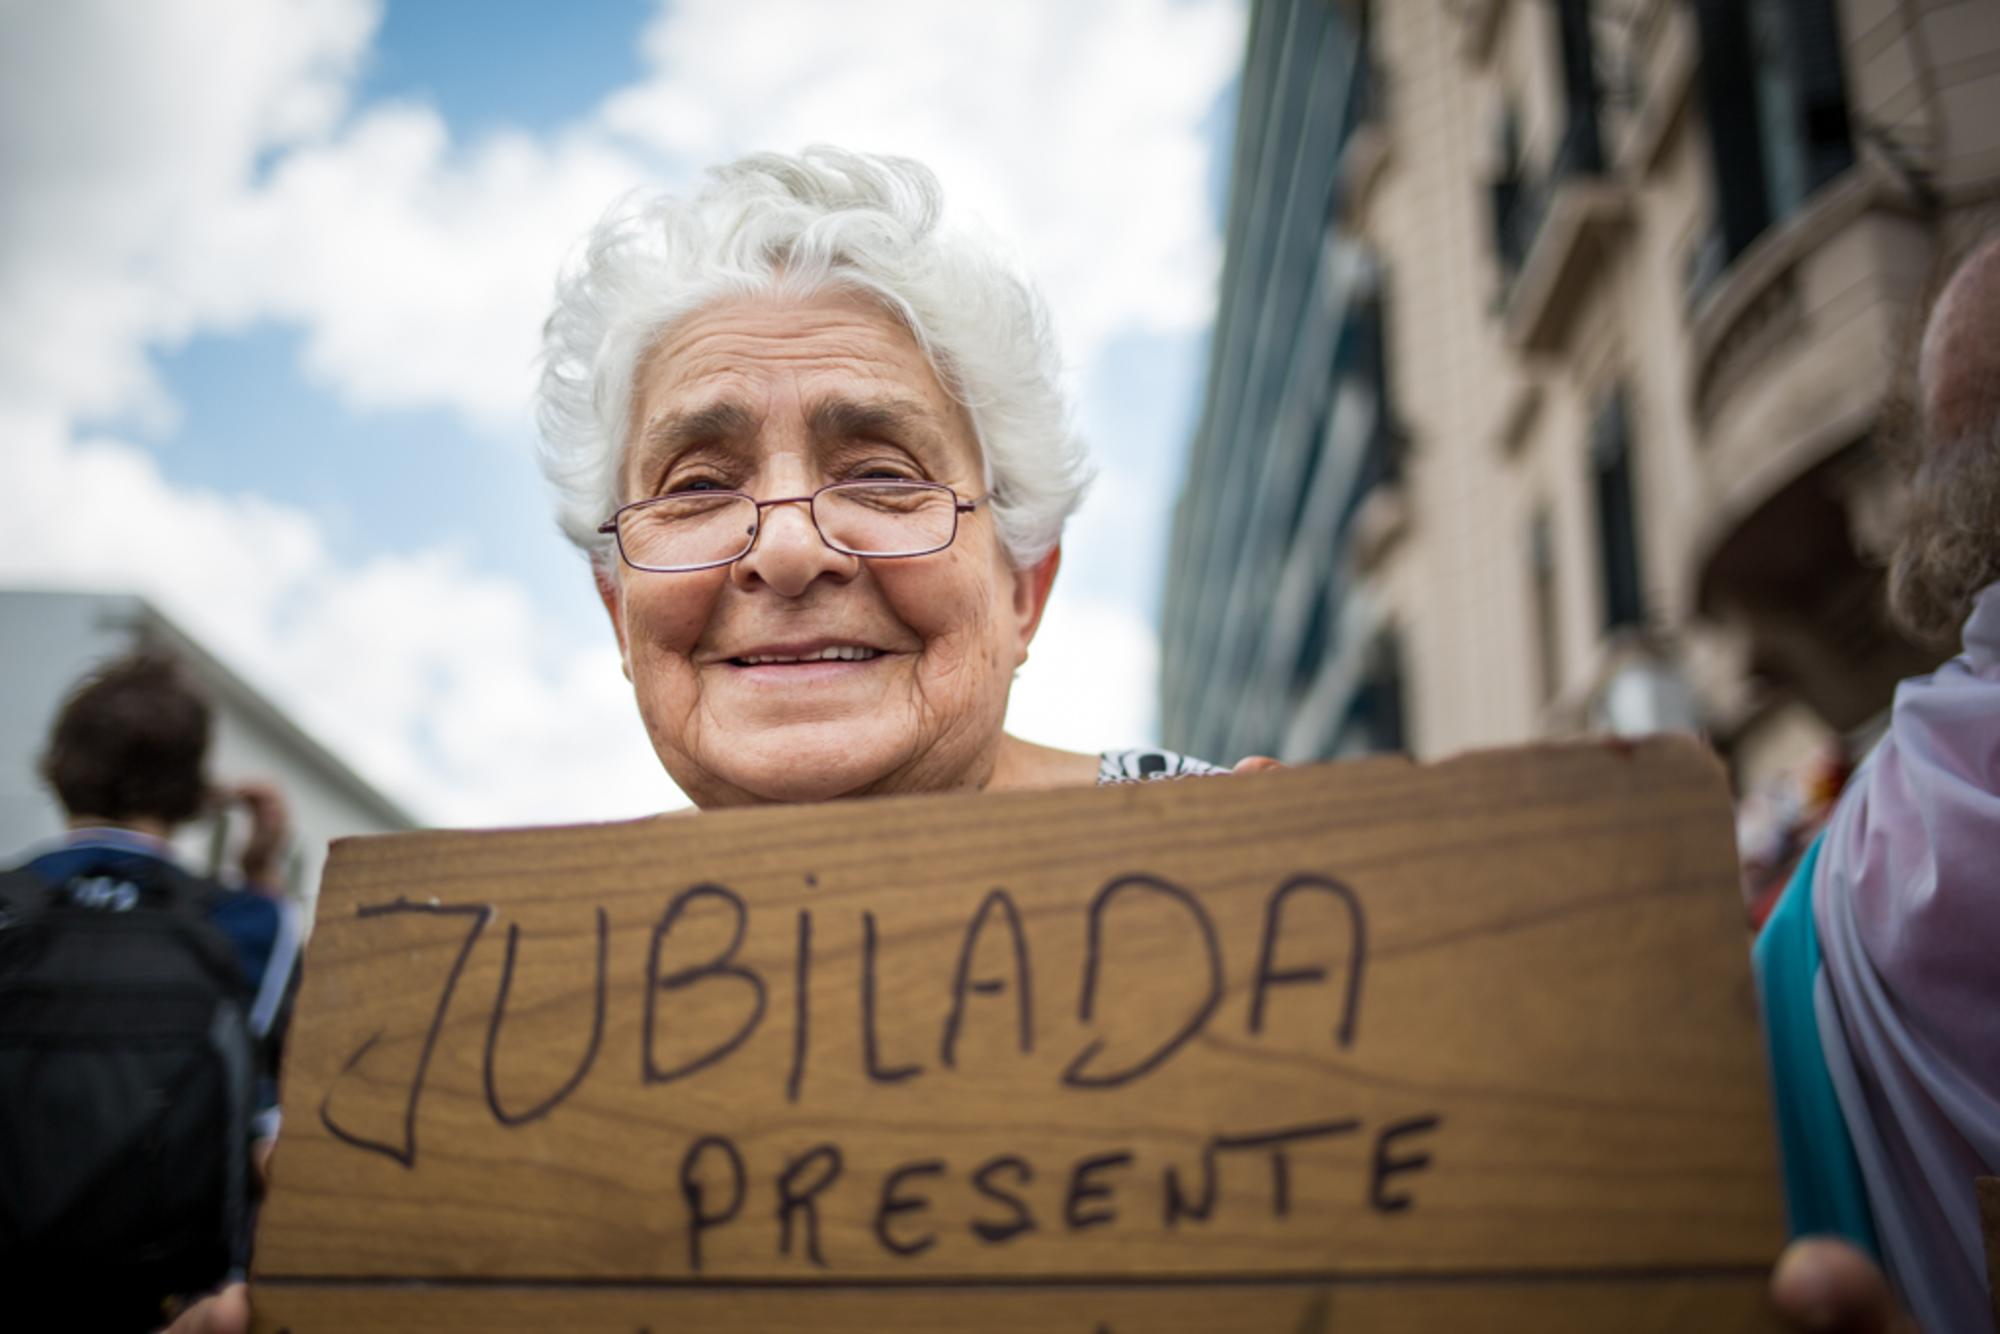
[535,145,1252,808]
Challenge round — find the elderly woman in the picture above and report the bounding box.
[538,146,1240,805]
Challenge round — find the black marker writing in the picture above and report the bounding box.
[940,887,1034,1069]
[861,910,922,1084]
[1064,874,1222,1089]
[1064,1150,1132,1231]
[969,1153,1037,1244]
[320,899,492,1168]
[644,885,765,1085]
[1248,874,1366,1048]
[483,907,606,1126]
[680,1134,745,1273]
[1216,1119,1362,1219]
[787,909,812,1104]
[1369,1114,1440,1213]
[1163,1118,1363,1226]
[874,1158,945,1258]
[775,1141,842,1268]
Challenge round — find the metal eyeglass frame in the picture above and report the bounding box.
[597,479,989,573]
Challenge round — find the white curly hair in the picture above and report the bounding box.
[536,146,1093,572]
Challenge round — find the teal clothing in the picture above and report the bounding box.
[1752,834,1878,1253]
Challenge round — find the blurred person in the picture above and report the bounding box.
[1739,739,1855,932]
[1,651,300,1332]
[1757,228,2000,1333]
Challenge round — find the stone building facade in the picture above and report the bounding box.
[1165,0,2000,800]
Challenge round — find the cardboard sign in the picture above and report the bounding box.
[250,738,1786,1331]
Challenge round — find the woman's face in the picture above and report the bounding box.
[598,290,1058,808]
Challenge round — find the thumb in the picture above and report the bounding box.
[1770,1238,1916,1333]
[158,1282,250,1334]
[1232,755,1283,775]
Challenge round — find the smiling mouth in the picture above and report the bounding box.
[731,646,882,666]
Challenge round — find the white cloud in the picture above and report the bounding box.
[182,110,648,432]
[145,0,1242,437]
[0,404,682,826]
[0,0,379,423]
[602,0,1240,383]
[0,0,1240,826]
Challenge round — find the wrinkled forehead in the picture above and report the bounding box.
[617,289,985,498]
[632,290,964,424]
[636,287,940,397]
[1918,235,2000,445]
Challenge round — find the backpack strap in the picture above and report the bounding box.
[15,850,249,994]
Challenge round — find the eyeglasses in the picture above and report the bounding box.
[598,480,988,573]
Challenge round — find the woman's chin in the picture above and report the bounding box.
[679,729,938,808]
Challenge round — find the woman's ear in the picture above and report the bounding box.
[1009,544,1062,663]
[593,564,633,681]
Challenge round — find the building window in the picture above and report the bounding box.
[1343,628,1407,754]
[1487,0,1606,284]
[1288,404,1325,548]
[1292,580,1332,700]
[1352,278,1403,496]
[1693,0,1855,264]
[1552,0,1605,179]
[1530,508,1561,703]
[1591,388,1645,631]
[1489,103,1534,277]
[1350,0,1385,127]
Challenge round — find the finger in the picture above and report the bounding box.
[253,1135,277,1189]
[245,803,290,842]
[1232,755,1284,774]
[237,782,289,820]
[234,783,293,849]
[159,1282,250,1334]
[1769,1238,1915,1333]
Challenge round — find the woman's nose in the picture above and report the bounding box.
[732,497,858,596]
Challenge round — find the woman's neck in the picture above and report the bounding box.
[983,734,1100,793]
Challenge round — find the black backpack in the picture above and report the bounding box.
[0,851,256,1332]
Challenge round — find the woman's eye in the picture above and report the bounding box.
[665,477,727,494]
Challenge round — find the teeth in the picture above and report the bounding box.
[738,646,880,665]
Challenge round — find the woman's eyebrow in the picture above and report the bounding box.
[638,400,760,460]
[807,396,944,450]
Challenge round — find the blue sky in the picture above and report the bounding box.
[107,1,675,648]
[359,0,652,137]
[1,0,1246,824]
[130,324,602,644]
